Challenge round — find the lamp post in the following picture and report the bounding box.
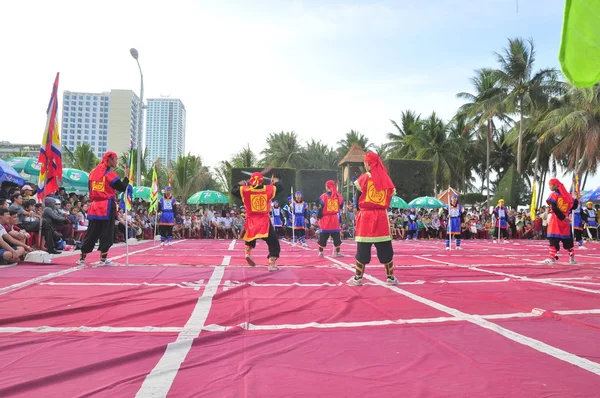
[130,48,144,185]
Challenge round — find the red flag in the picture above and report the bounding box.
[37,72,63,199]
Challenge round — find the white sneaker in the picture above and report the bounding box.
[160,242,165,246]
[268,257,279,272]
[245,254,256,267]
[99,259,112,265]
[542,258,555,265]
[346,276,363,286]
[292,242,297,247]
[493,239,497,244]
[335,252,344,257]
[76,259,85,265]
[386,276,399,285]
[445,247,450,250]
[302,243,309,248]
[579,246,588,250]
[456,246,463,250]
[167,241,173,246]
[569,257,577,265]
[317,252,324,258]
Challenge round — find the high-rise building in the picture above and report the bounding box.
[61,90,140,158]
[145,98,186,167]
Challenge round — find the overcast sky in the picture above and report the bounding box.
[2,0,598,195]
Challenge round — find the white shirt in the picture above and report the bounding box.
[0,225,6,237]
[222,217,233,227]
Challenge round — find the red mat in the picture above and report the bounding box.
[0,239,599,397]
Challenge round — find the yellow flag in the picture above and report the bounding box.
[530,181,537,220]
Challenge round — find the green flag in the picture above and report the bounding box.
[559,0,600,87]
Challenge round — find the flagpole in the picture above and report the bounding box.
[125,208,129,265]
[290,185,296,246]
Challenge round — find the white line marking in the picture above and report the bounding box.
[414,255,600,294]
[0,244,166,297]
[0,266,84,296]
[135,255,229,397]
[326,256,600,376]
[2,309,599,335]
[228,239,236,250]
[0,326,183,333]
[554,309,600,315]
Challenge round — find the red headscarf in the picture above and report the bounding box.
[364,152,394,191]
[549,178,573,207]
[325,180,338,197]
[249,172,264,187]
[90,151,117,183]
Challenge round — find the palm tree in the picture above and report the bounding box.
[63,143,99,172]
[537,83,600,176]
[260,131,305,169]
[171,154,216,201]
[336,130,374,157]
[231,144,258,168]
[492,37,560,174]
[447,115,479,193]
[404,112,459,194]
[303,139,338,170]
[456,68,508,202]
[373,143,390,161]
[387,110,422,158]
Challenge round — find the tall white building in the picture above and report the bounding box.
[61,90,140,158]
[145,98,186,167]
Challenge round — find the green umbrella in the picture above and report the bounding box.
[187,190,230,205]
[61,168,89,187]
[132,186,151,201]
[390,195,409,209]
[408,196,446,209]
[5,157,41,176]
[61,184,89,195]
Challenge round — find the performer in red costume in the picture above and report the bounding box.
[232,172,283,271]
[317,180,344,257]
[77,152,129,265]
[543,178,576,265]
[347,152,398,286]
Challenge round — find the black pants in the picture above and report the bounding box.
[159,225,173,238]
[245,224,281,259]
[274,226,285,238]
[495,228,509,239]
[355,240,393,265]
[574,229,583,242]
[548,237,574,250]
[20,220,55,251]
[318,231,341,251]
[81,204,116,255]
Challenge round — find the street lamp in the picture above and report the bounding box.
[130,48,144,185]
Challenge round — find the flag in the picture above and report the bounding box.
[574,173,580,198]
[530,181,537,221]
[125,142,134,211]
[559,0,600,87]
[168,169,173,188]
[37,72,63,199]
[149,163,159,213]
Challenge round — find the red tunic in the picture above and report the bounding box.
[240,184,277,241]
[88,169,119,220]
[354,173,394,243]
[319,192,343,232]
[546,191,572,239]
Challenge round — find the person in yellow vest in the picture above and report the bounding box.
[231,172,283,271]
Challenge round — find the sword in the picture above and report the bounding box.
[241,170,273,181]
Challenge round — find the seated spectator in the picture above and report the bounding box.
[0,208,31,264]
